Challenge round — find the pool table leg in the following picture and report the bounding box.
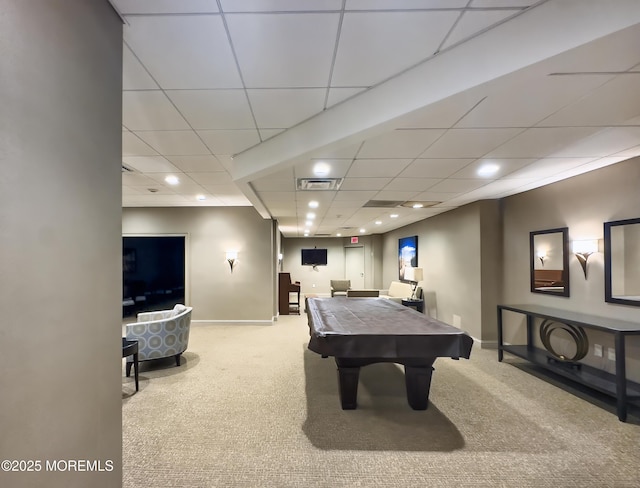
[404,365,434,410]
[336,366,360,410]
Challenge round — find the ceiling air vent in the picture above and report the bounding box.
[297,178,343,191]
[363,200,406,208]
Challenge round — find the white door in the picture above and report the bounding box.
[345,246,365,289]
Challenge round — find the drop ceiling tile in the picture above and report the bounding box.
[441,10,518,50]
[188,172,234,185]
[124,16,242,89]
[372,190,420,201]
[383,177,441,192]
[166,90,255,129]
[113,0,220,14]
[399,159,473,178]
[427,178,489,193]
[551,127,640,158]
[340,178,392,191]
[346,0,468,10]
[359,129,445,159]
[450,158,535,178]
[197,129,261,155]
[309,142,363,159]
[413,191,461,201]
[247,89,326,128]
[456,75,612,128]
[293,159,352,179]
[135,130,211,155]
[420,128,523,159]
[502,157,595,179]
[122,186,145,195]
[326,88,367,108]
[332,190,378,202]
[123,45,158,90]
[123,91,190,131]
[226,13,338,88]
[220,0,342,12]
[486,127,601,159]
[614,144,640,158]
[122,173,159,186]
[123,131,159,156]
[347,159,412,177]
[259,129,285,141]
[263,203,297,217]
[166,155,226,172]
[540,74,640,127]
[470,0,533,6]
[122,156,181,173]
[332,11,458,86]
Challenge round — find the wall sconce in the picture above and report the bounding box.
[226,251,238,273]
[536,250,547,267]
[572,240,598,279]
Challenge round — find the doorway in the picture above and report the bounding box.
[345,246,365,289]
[122,235,186,318]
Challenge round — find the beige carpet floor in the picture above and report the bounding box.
[122,314,639,488]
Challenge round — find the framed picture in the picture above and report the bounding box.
[398,236,418,280]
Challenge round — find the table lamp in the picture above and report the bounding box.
[404,266,424,299]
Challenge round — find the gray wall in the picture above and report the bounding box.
[0,1,123,486]
[122,207,276,322]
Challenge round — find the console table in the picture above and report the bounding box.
[497,304,640,422]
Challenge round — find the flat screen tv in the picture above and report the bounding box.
[301,248,328,266]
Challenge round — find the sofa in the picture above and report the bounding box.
[330,279,351,297]
[125,304,192,374]
[379,281,413,303]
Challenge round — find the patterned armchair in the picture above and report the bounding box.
[125,304,192,375]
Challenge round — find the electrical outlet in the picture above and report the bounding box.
[593,344,602,357]
[607,347,616,361]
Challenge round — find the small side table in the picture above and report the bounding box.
[122,338,139,392]
[401,298,424,313]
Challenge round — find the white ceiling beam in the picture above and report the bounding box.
[231,0,640,184]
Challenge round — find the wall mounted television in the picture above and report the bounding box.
[301,248,328,266]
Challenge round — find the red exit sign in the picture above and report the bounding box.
[351,237,359,244]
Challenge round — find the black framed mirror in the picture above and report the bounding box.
[604,217,640,307]
[530,227,570,297]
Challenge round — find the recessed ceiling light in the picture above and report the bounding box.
[375,221,382,225]
[390,214,399,218]
[313,162,330,177]
[165,175,179,185]
[304,231,309,236]
[477,163,500,177]
[412,203,424,209]
[308,201,319,208]
[305,220,312,226]
[306,212,316,219]
[359,228,366,233]
[336,233,342,237]
[196,194,206,201]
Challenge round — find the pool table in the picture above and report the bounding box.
[306,297,473,410]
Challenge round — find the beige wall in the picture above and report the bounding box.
[122,207,276,322]
[502,156,640,380]
[281,235,384,296]
[381,203,494,343]
[0,1,123,486]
